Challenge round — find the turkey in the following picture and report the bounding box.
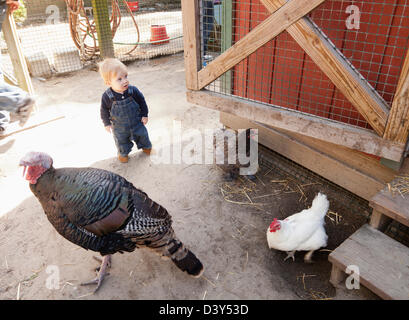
[19,151,204,292]
[266,192,329,263]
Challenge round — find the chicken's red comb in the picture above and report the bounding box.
[269,218,280,232]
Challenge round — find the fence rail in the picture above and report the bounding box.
[1,0,183,79]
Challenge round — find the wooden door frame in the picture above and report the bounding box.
[181,0,409,162]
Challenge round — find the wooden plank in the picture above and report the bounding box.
[328,224,409,300]
[369,178,409,228]
[197,0,326,90]
[384,47,409,143]
[220,112,393,201]
[259,0,389,136]
[187,90,404,161]
[181,0,200,90]
[2,14,34,96]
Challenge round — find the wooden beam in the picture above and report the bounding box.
[187,90,404,161]
[2,13,34,96]
[259,0,389,136]
[181,0,200,90]
[383,48,409,143]
[220,112,395,201]
[197,0,326,90]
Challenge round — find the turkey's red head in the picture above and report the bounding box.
[19,151,53,184]
[269,218,281,232]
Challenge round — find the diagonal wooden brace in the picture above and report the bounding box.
[197,0,326,90]
[258,0,389,136]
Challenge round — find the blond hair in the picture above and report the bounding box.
[98,58,128,85]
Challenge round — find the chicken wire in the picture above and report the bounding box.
[201,0,409,130]
[0,0,182,80]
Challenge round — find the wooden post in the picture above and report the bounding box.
[181,0,200,90]
[2,12,34,96]
[369,210,392,232]
[91,0,114,58]
[220,0,232,94]
[329,264,346,287]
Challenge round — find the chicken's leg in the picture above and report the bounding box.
[304,250,314,263]
[284,250,295,262]
[81,255,112,293]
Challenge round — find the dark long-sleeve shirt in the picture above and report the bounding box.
[100,86,149,127]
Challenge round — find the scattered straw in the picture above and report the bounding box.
[75,292,94,299]
[60,281,75,292]
[309,290,333,300]
[243,251,249,270]
[202,290,207,300]
[386,174,409,198]
[4,256,8,271]
[253,191,282,199]
[243,191,253,203]
[327,211,342,224]
[297,274,317,290]
[202,275,217,288]
[263,167,274,176]
[255,175,265,186]
[16,282,21,300]
[300,182,322,187]
[223,198,264,206]
[22,271,41,283]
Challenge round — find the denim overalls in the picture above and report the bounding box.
[106,87,152,157]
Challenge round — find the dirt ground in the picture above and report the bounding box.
[0,54,379,300]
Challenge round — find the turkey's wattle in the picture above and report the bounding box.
[23,165,48,184]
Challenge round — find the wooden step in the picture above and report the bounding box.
[328,224,409,300]
[369,177,409,230]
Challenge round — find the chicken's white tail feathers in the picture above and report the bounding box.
[310,192,329,218]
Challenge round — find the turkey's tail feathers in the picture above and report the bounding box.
[310,192,329,219]
[143,228,204,277]
[167,239,204,278]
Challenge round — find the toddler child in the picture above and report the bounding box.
[99,58,152,163]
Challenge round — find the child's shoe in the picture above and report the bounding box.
[118,155,129,163]
[143,148,152,155]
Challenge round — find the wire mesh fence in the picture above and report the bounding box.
[0,0,182,80]
[201,0,409,130]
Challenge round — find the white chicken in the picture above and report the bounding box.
[266,192,329,263]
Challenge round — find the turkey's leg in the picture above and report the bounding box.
[81,255,111,293]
